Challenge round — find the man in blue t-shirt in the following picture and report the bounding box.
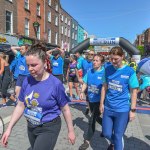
[11,45,30,98]
[47,48,64,83]
[79,54,105,150]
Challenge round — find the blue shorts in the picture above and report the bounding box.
[16,75,27,87]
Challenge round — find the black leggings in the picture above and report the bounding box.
[85,102,102,141]
[27,117,61,150]
[1,66,11,98]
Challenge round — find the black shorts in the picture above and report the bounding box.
[68,75,78,83]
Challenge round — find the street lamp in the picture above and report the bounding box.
[33,21,40,38]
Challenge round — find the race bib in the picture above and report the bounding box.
[24,108,43,125]
[53,62,58,67]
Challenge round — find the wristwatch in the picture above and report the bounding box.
[130,108,136,112]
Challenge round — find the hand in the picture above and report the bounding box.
[78,78,83,84]
[129,111,136,121]
[80,93,84,100]
[100,103,104,114]
[1,128,11,147]
[68,131,76,145]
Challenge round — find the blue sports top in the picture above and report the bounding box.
[50,56,64,75]
[83,67,104,103]
[103,65,139,112]
[139,75,150,90]
[82,59,93,78]
[16,52,30,76]
[77,56,84,70]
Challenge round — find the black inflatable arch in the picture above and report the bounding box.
[71,37,140,58]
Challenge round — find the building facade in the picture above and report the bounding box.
[0,0,17,35]
[144,28,150,55]
[77,24,84,44]
[70,18,78,49]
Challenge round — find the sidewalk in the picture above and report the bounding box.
[0,104,150,150]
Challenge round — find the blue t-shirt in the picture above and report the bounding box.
[83,67,104,103]
[104,65,139,112]
[139,75,150,90]
[50,56,64,75]
[16,52,30,76]
[19,74,69,126]
[82,59,93,77]
[77,56,84,70]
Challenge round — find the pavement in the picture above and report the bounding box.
[0,87,150,150]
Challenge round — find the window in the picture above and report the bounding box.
[72,23,74,28]
[48,29,51,43]
[6,10,13,34]
[37,25,40,40]
[55,16,58,26]
[68,29,70,37]
[75,26,77,30]
[65,17,67,24]
[61,14,63,21]
[72,32,74,39]
[37,3,40,16]
[75,34,77,40]
[48,0,51,6]
[55,3,58,11]
[55,32,58,45]
[65,27,67,36]
[61,26,64,34]
[48,11,51,22]
[68,20,70,26]
[25,18,29,37]
[24,0,29,10]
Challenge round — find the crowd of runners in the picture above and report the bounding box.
[0,42,150,150]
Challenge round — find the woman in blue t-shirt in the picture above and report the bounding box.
[100,46,139,150]
[1,43,76,149]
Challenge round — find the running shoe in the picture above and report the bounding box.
[79,140,89,150]
[107,144,114,150]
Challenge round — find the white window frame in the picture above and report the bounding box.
[37,3,40,16]
[48,29,51,43]
[55,3,58,11]
[55,32,58,45]
[48,11,51,22]
[37,25,40,40]
[25,18,29,37]
[6,10,13,34]
[72,32,74,39]
[61,14,64,21]
[61,26,64,34]
[55,16,58,26]
[68,29,70,37]
[24,0,29,10]
[68,20,70,26]
[65,27,67,36]
[48,0,51,6]
[72,23,74,28]
[65,17,67,24]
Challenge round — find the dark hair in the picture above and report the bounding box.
[70,54,77,61]
[94,54,105,63]
[52,50,60,57]
[109,46,124,57]
[26,42,51,73]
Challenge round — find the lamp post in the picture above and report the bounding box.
[33,21,40,38]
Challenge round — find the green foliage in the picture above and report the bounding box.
[137,45,144,55]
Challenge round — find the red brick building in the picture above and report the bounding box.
[17,0,45,41]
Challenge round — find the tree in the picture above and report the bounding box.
[137,45,144,55]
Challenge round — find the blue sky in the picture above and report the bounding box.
[60,0,150,43]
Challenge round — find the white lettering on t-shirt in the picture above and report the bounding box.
[108,82,122,92]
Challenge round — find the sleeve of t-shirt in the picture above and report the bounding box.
[129,72,139,88]
[102,70,106,83]
[83,73,87,84]
[18,77,28,102]
[16,51,21,58]
[55,82,69,107]
[50,55,53,61]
